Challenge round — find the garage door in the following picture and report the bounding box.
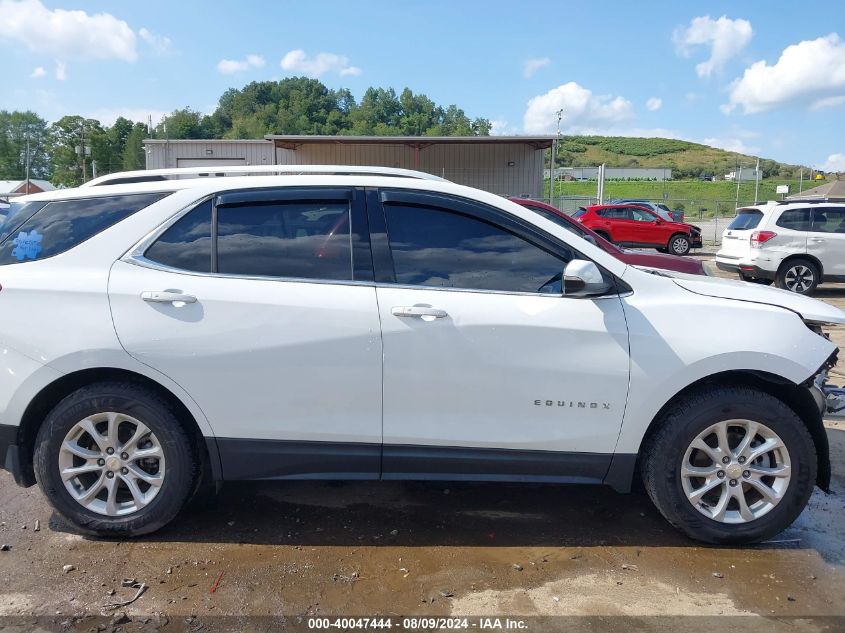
[176,158,247,168]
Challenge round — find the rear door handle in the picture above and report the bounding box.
[811,238,825,243]
[141,291,197,304]
[391,306,448,319]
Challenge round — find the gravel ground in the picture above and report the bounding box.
[0,252,843,633]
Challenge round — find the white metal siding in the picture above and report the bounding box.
[275,142,544,197]
[145,142,274,170]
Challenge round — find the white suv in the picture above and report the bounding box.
[0,170,843,544]
[716,201,845,294]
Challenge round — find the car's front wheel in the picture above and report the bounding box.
[641,385,816,544]
[668,233,691,256]
[34,382,196,537]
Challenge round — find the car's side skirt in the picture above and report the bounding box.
[213,438,635,491]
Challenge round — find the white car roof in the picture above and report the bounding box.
[81,164,446,188]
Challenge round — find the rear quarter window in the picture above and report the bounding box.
[727,209,763,230]
[0,193,169,265]
[775,208,812,231]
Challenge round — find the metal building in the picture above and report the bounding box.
[143,139,275,169]
[143,135,553,198]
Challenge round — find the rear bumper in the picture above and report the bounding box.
[0,423,30,487]
[715,261,777,280]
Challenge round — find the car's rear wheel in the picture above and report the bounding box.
[641,385,816,544]
[776,259,819,294]
[668,233,691,256]
[34,382,196,537]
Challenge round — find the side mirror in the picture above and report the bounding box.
[562,259,611,297]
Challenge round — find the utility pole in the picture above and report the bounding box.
[25,128,31,194]
[754,157,760,203]
[799,168,804,193]
[734,162,742,210]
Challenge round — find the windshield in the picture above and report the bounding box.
[728,209,763,230]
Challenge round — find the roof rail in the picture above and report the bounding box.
[775,199,832,205]
[81,164,447,187]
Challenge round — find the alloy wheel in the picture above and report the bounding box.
[681,419,791,524]
[58,412,165,516]
[784,265,814,293]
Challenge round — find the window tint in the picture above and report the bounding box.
[596,207,630,220]
[572,208,586,218]
[145,200,212,272]
[216,201,352,280]
[811,207,845,233]
[775,208,812,231]
[631,207,655,222]
[0,193,167,265]
[385,203,568,294]
[728,209,763,230]
[524,205,584,237]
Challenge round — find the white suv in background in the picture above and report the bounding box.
[0,168,843,544]
[716,201,845,294]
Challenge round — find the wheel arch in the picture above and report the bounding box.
[778,253,824,279]
[14,367,221,487]
[606,369,830,493]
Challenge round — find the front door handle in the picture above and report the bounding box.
[811,238,825,243]
[391,306,448,319]
[141,291,197,304]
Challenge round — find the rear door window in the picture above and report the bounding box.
[811,207,845,233]
[216,201,353,280]
[0,193,168,265]
[775,208,812,231]
[728,209,763,230]
[144,200,213,272]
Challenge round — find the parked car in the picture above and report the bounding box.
[612,199,684,222]
[0,169,842,545]
[574,203,703,255]
[716,201,845,294]
[510,198,706,275]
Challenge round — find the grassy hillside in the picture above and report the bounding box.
[554,136,806,180]
[548,177,822,218]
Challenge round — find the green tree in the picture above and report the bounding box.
[48,116,106,186]
[0,111,51,179]
[122,123,148,170]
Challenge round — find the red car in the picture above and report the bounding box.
[509,198,706,275]
[573,203,703,256]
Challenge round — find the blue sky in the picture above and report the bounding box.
[1,0,844,170]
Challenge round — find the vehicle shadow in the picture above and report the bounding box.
[48,479,820,550]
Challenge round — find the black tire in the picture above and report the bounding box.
[739,273,774,286]
[34,381,196,537]
[641,385,816,545]
[668,233,691,256]
[776,258,819,294]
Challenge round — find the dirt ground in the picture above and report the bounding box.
[1,252,844,633]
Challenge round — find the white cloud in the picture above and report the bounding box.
[523,57,550,78]
[0,0,137,62]
[490,118,518,136]
[523,82,634,134]
[822,153,845,172]
[724,34,845,113]
[30,66,45,78]
[138,27,172,55]
[280,49,361,77]
[703,136,760,155]
[217,54,265,75]
[54,60,66,81]
[673,15,752,77]
[646,97,663,111]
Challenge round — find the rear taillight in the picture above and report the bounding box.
[750,230,776,248]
